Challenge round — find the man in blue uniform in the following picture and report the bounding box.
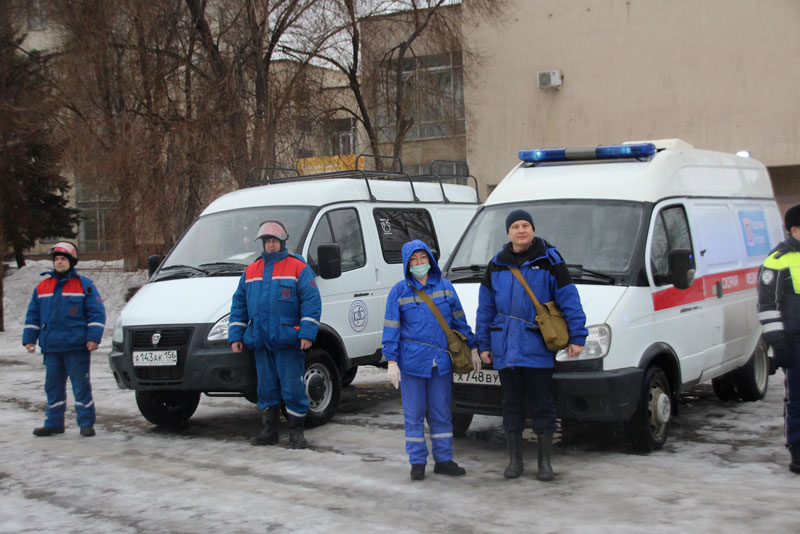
[228,221,321,448]
[23,241,106,437]
[477,209,587,480]
[757,204,800,474]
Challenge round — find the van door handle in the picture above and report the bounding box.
[715,280,723,298]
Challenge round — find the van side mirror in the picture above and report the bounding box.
[668,248,695,290]
[317,244,342,279]
[147,255,162,278]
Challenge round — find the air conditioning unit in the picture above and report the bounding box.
[537,70,563,89]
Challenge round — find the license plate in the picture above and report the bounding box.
[133,350,178,367]
[452,369,500,385]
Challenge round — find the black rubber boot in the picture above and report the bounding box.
[250,406,279,446]
[410,464,425,480]
[287,414,308,449]
[537,433,554,481]
[790,456,800,474]
[33,426,65,437]
[433,460,466,476]
[503,432,524,479]
[80,426,96,437]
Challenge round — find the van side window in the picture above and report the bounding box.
[373,208,439,263]
[651,205,693,283]
[308,208,366,273]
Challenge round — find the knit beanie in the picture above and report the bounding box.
[505,209,534,233]
[785,204,800,230]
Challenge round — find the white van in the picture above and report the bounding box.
[108,167,479,427]
[446,139,783,451]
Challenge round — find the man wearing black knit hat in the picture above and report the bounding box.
[758,204,800,474]
[476,208,587,481]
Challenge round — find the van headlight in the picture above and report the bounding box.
[555,324,610,361]
[207,314,230,341]
[112,316,124,344]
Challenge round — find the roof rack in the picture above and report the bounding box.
[243,154,479,204]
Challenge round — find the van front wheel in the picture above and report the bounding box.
[135,390,201,427]
[734,339,769,402]
[305,349,341,428]
[624,366,672,452]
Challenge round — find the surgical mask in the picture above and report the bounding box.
[409,263,431,278]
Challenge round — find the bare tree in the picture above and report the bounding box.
[48,1,332,268]
[310,0,508,167]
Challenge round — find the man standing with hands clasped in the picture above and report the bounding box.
[757,204,800,474]
[23,241,106,437]
[228,221,321,449]
[476,209,587,481]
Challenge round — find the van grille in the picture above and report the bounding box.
[130,327,194,382]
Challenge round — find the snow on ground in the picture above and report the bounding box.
[1,261,798,533]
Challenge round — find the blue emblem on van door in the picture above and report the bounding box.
[349,300,368,332]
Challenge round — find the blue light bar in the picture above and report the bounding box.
[519,143,656,163]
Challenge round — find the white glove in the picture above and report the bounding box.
[387,361,401,389]
[470,348,482,371]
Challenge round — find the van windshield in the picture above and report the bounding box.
[447,200,646,283]
[156,207,313,278]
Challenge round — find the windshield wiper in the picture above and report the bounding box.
[566,264,615,284]
[159,264,209,276]
[450,264,485,272]
[199,262,246,270]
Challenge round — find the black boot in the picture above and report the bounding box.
[33,426,65,437]
[537,433,554,481]
[433,460,466,476]
[503,433,524,479]
[790,456,800,474]
[287,414,308,449]
[250,406,279,446]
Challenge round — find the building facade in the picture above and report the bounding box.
[462,0,800,213]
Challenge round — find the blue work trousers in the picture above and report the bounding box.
[400,369,454,465]
[498,366,557,435]
[254,347,308,416]
[43,350,95,429]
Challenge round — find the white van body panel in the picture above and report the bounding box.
[124,278,238,325]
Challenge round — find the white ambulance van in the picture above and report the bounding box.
[446,139,783,451]
[108,167,479,427]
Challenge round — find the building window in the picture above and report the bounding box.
[327,118,357,156]
[28,0,48,31]
[76,180,118,253]
[378,52,465,142]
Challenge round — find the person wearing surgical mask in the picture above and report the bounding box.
[382,239,480,480]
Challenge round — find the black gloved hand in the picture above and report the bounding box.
[770,340,795,370]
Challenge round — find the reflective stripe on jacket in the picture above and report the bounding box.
[758,237,800,344]
[476,239,587,370]
[228,250,321,350]
[22,269,106,352]
[382,239,476,378]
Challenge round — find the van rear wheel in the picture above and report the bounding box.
[711,372,739,401]
[734,339,769,401]
[305,349,341,428]
[135,390,201,427]
[624,366,672,452]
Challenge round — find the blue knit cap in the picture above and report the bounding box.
[505,209,534,233]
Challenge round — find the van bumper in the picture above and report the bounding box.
[108,323,258,393]
[452,366,643,422]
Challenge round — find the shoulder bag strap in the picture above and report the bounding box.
[414,287,457,343]
[509,266,546,316]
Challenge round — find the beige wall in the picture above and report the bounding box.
[463,0,800,195]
